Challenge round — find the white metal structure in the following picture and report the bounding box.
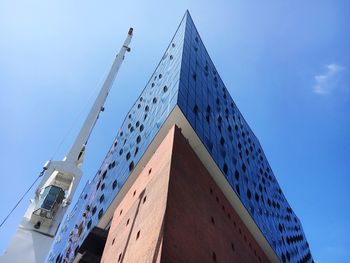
[1,28,133,263]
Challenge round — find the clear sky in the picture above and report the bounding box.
[0,1,349,262]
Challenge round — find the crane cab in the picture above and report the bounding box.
[31,185,65,229]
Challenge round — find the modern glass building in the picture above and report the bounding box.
[47,11,313,263]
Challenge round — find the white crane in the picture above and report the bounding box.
[1,28,133,263]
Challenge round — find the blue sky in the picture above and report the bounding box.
[0,1,349,262]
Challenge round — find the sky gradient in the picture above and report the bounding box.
[0,1,349,262]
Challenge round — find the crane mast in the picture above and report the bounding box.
[1,28,133,263]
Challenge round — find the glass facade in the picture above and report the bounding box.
[177,13,313,263]
[47,11,313,263]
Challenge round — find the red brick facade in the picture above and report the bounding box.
[101,126,270,263]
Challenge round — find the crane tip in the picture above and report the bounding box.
[128,28,133,35]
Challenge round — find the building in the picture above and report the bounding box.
[46,11,313,263]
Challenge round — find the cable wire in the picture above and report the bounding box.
[0,169,45,229]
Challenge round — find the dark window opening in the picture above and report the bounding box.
[255,193,259,202]
[218,116,222,123]
[278,224,283,233]
[206,115,210,123]
[193,104,199,115]
[223,163,228,174]
[98,208,103,219]
[286,251,290,261]
[92,206,97,215]
[112,180,118,190]
[236,185,240,196]
[235,170,240,180]
[220,137,225,145]
[87,220,92,229]
[281,253,286,263]
[247,189,252,199]
[129,161,134,171]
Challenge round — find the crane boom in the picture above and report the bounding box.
[1,28,133,263]
[66,27,133,165]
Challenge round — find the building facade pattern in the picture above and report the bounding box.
[177,13,312,263]
[47,12,312,263]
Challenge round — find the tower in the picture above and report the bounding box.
[47,12,313,263]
